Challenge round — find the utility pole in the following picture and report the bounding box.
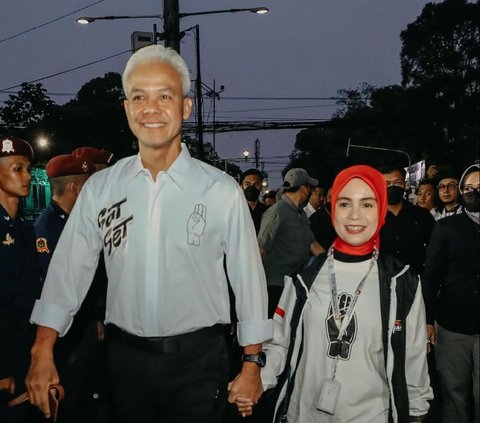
[163,0,180,52]
[194,25,204,159]
[254,138,260,169]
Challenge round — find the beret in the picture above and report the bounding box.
[0,136,34,161]
[46,154,95,178]
[72,147,113,165]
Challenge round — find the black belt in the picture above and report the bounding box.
[107,324,224,354]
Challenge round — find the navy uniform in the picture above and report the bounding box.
[34,153,110,423]
[35,201,68,282]
[0,137,40,422]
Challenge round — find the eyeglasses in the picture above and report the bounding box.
[385,180,404,187]
[437,183,458,191]
[463,185,480,194]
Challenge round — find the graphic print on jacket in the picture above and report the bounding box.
[97,197,133,256]
[325,292,357,360]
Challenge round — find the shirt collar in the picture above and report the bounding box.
[0,204,21,222]
[126,143,193,191]
[281,193,300,212]
[50,200,68,219]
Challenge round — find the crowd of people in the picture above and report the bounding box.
[0,44,478,423]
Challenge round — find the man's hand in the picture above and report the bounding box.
[227,363,263,417]
[0,376,15,394]
[25,326,60,419]
[426,324,436,353]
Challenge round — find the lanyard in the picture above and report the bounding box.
[327,246,378,380]
[327,246,378,339]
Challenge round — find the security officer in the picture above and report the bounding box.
[34,153,107,423]
[0,136,40,422]
[72,147,113,172]
[35,154,94,282]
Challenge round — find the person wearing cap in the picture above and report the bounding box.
[0,136,40,422]
[423,163,480,423]
[433,168,463,220]
[34,154,107,423]
[258,168,325,318]
[72,147,113,172]
[35,154,94,281]
[25,45,272,423]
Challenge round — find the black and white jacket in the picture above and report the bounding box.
[261,252,433,423]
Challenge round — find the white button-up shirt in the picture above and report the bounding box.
[31,144,272,346]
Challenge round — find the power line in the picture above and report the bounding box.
[221,96,351,101]
[216,104,337,113]
[0,49,131,92]
[0,0,105,44]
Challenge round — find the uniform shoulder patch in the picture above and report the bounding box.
[36,237,50,253]
[2,233,15,245]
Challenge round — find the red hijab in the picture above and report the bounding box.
[331,165,388,256]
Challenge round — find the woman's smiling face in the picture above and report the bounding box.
[333,178,379,246]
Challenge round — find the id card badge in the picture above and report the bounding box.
[317,378,341,415]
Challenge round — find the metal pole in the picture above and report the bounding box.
[212,79,216,152]
[194,25,204,159]
[163,0,180,52]
[254,138,260,169]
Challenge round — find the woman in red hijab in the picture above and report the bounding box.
[234,165,432,423]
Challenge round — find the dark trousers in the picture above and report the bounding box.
[436,325,479,423]
[106,326,229,423]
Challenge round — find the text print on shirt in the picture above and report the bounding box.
[98,197,133,255]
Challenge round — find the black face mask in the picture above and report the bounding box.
[244,186,260,202]
[387,186,405,205]
[462,191,480,212]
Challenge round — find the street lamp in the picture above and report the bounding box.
[77,5,269,52]
[37,137,49,149]
[76,7,269,24]
[243,149,250,161]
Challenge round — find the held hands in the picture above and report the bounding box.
[426,324,436,353]
[228,364,264,417]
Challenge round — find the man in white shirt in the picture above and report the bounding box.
[25,45,272,423]
[303,185,325,218]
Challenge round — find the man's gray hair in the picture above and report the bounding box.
[122,45,191,97]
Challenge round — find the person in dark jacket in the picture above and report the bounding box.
[234,165,432,423]
[240,168,268,235]
[423,163,480,423]
[34,153,103,423]
[379,164,435,275]
[0,136,40,422]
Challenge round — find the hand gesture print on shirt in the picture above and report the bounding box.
[187,203,207,246]
[326,292,357,360]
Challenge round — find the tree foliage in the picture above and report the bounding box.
[289,0,479,182]
[0,82,55,133]
[40,72,135,159]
